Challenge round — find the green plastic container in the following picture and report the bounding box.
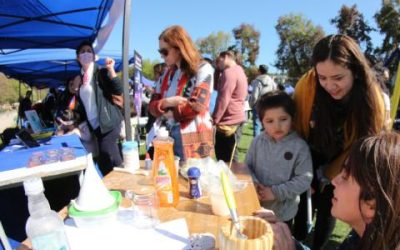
[68,191,122,227]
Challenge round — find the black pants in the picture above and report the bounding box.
[215,123,243,162]
[293,184,336,250]
[94,124,122,176]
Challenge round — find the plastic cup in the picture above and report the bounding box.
[209,191,230,216]
[127,188,159,229]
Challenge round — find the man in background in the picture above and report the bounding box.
[18,90,32,127]
[248,65,276,137]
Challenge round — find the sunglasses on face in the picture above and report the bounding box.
[158,48,169,57]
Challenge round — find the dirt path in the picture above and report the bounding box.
[0,110,18,133]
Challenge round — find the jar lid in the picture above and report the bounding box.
[122,141,138,150]
[130,186,156,195]
[187,167,201,178]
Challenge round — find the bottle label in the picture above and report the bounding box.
[123,149,140,170]
[189,179,202,199]
[155,175,172,188]
[31,230,70,250]
[155,161,173,204]
[167,192,173,203]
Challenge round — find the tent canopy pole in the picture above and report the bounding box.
[122,0,132,141]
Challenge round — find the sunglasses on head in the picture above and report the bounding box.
[158,48,169,57]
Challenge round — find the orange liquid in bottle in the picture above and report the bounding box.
[152,128,180,207]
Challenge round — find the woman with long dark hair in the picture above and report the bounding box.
[292,34,387,249]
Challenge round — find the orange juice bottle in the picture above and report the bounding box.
[152,127,180,207]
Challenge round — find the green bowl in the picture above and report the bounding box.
[68,190,122,217]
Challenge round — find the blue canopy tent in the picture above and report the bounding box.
[0,0,132,140]
[0,0,114,53]
[0,0,123,88]
[0,49,132,88]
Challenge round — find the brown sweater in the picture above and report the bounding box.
[213,65,248,125]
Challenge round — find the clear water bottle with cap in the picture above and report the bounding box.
[122,140,140,170]
[24,177,70,250]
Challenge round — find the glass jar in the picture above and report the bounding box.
[131,190,159,229]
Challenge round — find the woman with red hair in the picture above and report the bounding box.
[149,25,214,161]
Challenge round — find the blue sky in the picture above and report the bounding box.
[103,0,383,73]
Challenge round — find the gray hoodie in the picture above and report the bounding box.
[248,74,277,108]
[245,131,313,221]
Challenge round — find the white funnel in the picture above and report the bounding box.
[73,155,114,211]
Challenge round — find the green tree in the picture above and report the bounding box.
[232,24,260,67]
[196,31,232,60]
[141,59,160,80]
[331,5,375,61]
[274,14,325,81]
[0,73,32,105]
[127,59,160,81]
[245,65,259,83]
[375,2,400,59]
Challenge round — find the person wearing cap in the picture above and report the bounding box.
[248,64,277,137]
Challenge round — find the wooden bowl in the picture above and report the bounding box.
[219,216,274,250]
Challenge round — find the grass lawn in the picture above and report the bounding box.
[237,121,351,249]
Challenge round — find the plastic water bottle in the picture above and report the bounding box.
[122,141,140,170]
[24,177,70,250]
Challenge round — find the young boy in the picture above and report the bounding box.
[245,90,312,225]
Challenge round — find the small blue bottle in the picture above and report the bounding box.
[187,167,202,199]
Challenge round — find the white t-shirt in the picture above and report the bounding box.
[80,80,99,129]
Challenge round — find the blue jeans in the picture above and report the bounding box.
[252,109,262,137]
[170,124,184,161]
